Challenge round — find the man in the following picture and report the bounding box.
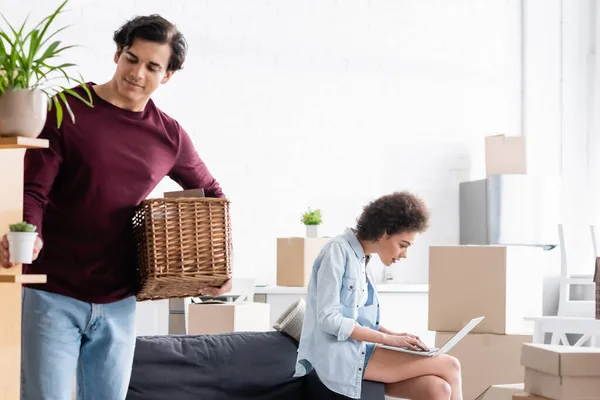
[0,14,231,400]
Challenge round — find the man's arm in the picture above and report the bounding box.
[168,123,224,198]
[23,123,64,240]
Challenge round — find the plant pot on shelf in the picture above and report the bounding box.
[7,231,38,264]
[0,89,47,138]
[306,225,318,238]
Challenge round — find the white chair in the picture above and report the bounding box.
[525,315,600,346]
[557,224,596,317]
[525,224,600,347]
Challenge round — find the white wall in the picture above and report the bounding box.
[525,0,600,275]
[2,0,523,284]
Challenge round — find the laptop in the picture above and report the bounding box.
[378,316,485,357]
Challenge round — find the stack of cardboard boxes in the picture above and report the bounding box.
[429,245,538,399]
[519,343,600,399]
[430,135,542,399]
[476,344,600,399]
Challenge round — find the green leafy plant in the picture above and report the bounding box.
[0,0,93,128]
[301,208,322,226]
[9,221,37,233]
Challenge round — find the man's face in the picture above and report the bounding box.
[113,38,174,103]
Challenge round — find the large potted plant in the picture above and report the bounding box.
[301,208,322,238]
[0,0,93,138]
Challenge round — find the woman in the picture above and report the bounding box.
[294,191,462,400]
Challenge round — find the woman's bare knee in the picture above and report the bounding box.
[439,355,461,377]
[422,376,452,400]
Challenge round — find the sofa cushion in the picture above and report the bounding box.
[127,331,304,400]
[273,297,305,342]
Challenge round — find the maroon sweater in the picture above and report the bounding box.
[23,83,224,303]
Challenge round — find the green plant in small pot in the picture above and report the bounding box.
[0,0,93,138]
[7,221,38,264]
[301,208,322,238]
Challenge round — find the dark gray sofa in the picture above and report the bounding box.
[127,331,385,400]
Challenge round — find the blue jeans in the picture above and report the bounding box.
[21,288,137,400]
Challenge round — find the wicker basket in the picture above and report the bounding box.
[133,197,231,301]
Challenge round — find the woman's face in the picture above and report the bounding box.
[376,231,416,266]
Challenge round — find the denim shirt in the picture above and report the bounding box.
[294,228,380,399]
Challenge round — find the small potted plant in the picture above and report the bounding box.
[7,221,38,264]
[301,208,322,238]
[0,0,93,138]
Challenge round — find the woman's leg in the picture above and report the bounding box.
[385,375,451,400]
[363,347,462,400]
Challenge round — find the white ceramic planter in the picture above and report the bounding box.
[306,225,318,238]
[0,89,47,138]
[7,232,38,264]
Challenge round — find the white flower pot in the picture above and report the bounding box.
[0,89,48,138]
[306,225,318,238]
[7,232,38,264]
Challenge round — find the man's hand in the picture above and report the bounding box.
[202,278,232,298]
[0,234,44,268]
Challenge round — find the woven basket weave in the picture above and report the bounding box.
[133,197,231,301]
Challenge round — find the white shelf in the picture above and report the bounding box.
[254,283,428,295]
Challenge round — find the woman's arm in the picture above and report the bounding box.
[377,325,394,335]
[378,325,418,338]
[349,324,387,343]
[314,242,356,341]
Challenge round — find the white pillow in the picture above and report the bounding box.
[273,297,306,342]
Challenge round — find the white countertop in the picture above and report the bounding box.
[254,283,428,295]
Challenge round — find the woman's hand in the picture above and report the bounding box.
[393,332,420,340]
[382,333,429,351]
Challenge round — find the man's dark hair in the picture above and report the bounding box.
[356,191,429,241]
[113,14,187,72]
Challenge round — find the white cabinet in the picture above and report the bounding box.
[135,299,169,336]
[254,284,434,345]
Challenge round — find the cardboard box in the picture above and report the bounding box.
[436,332,532,400]
[428,246,543,334]
[524,369,600,400]
[521,343,600,400]
[188,302,270,335]
[477,384,525,400]
[277,237,329,287]
[485,134,527,175]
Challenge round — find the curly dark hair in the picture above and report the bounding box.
[355,191,430,241]
[113,14,187,72]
